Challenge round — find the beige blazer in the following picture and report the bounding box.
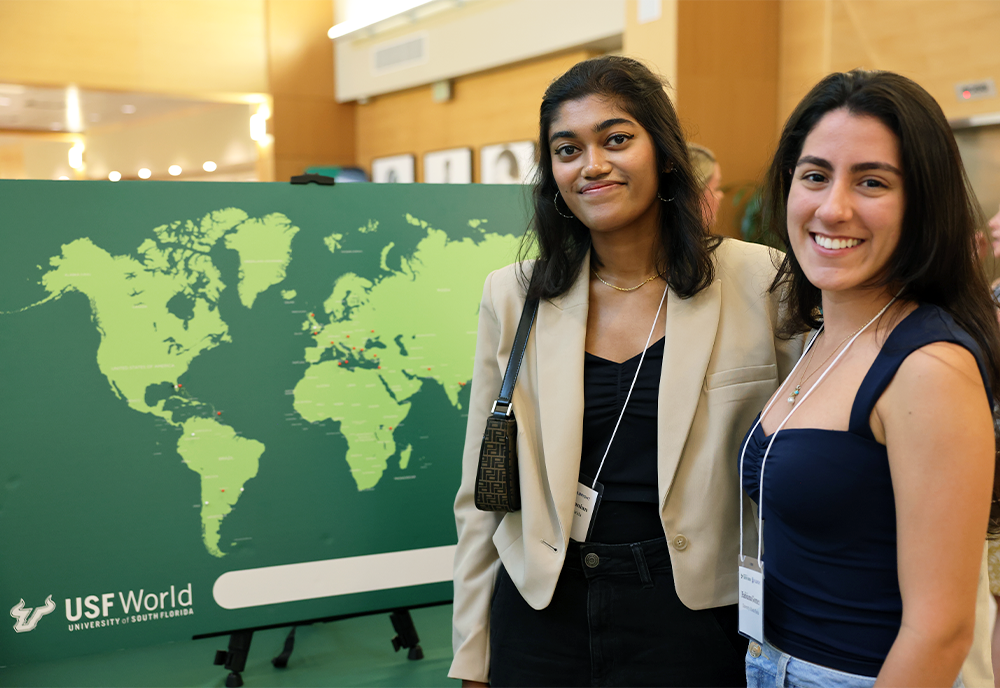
[450,238,800,682]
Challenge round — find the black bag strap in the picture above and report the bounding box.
[491,297,540,418]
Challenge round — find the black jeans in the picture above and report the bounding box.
[489,537,747,687]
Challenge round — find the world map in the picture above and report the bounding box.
[29,207,519,558]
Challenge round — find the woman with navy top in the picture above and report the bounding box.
[740,69,1000,687]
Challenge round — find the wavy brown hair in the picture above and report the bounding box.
[518,56,719,299]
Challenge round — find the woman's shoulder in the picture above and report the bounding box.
[482,260,533,303]
[884,303,991,401]
[713,237,783,271]
[712,237,784,291]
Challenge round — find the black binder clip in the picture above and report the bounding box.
[290,173,336,186]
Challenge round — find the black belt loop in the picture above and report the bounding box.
[630,543,654,589]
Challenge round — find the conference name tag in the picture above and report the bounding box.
[738,557,764,643]
[570,479,603,542]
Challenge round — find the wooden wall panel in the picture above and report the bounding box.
[266,0,356,181]
[676,0,780,238]
[354,50,597,182]
[619,0,678,90]
[0,0,268,96]
[778,0,1000,126]
[0,142,25,179]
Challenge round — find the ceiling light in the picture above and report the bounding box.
[121,104,136,114]
[249,113,267,142]
[108,171,121,182]
[68,143,85,170]
[327,0,435,39]
[138,168,151,179]
[66,85,82,133]
[203,161,217,172]
[58,175,69,180]
[168,165,182,176]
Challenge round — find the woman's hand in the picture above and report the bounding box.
[874,341,993,686]
[463,681,489,688]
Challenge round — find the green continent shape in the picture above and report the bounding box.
[177,417,264,558]
[223,213,300,308]
[39,208,271,557]
[41,237,230,411]
[299,223,519,490]
[293,361,410,491]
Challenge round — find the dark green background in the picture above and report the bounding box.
[0,180,530,666]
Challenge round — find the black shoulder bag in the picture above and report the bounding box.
[473,297,540,512]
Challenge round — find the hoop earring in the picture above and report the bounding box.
[553,191,575,219]
[657,192,674,202]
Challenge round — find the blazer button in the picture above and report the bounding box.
[584,552,600,568]
[672,534,689,551]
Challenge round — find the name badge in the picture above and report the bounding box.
[570,476,603,542]
[738,557,764,643]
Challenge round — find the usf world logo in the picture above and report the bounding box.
[10,596,55,633]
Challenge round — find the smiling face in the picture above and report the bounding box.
[787,108,904,295]
[548,95,661,237]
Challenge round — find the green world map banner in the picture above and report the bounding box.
[0,180,528,666]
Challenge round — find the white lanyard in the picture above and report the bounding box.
[738,296,897,565]
[590,282,669,489]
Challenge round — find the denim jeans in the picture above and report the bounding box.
[745,639,965,688]
[489,537,747,687]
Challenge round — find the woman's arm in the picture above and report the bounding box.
[449,271,506,683]
[876,342,994,687]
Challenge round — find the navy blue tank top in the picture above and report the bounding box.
[740,304,992,677]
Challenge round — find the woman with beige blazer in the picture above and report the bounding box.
[450,57,800,687]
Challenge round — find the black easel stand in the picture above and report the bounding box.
[390,608,424,660]
[271,626,297,668]
[214,629,254,687]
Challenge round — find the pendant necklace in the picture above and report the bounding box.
[787,320,870,405]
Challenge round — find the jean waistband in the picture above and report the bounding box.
[564,536,672,577]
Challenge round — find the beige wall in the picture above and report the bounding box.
[84,103,257,180]
[0,0,269,97]
[623,0,679,92]
[354,50,598,183]
[779,0,1000,127]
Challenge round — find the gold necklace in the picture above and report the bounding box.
[787,322,868,404]
[591,268,662,292]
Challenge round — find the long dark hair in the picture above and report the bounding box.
[518,56,719,299]
[762,69,1000,529]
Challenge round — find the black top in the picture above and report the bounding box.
[580,337,665,544]
[740,304,992,676]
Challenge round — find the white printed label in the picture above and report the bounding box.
[738,557,764,643]
[570,482,599,542]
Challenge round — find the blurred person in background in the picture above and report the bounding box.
[688,142,724,231]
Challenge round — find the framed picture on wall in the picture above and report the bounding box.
[371,154,415,183]
[480,141,537,184]
[423,148,472,184]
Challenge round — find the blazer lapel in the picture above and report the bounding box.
[535,261,589,545]
[658,278,722,507]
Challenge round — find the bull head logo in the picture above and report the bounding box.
[10,595,56,633]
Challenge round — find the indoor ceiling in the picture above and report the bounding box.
[0,83,214,133]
